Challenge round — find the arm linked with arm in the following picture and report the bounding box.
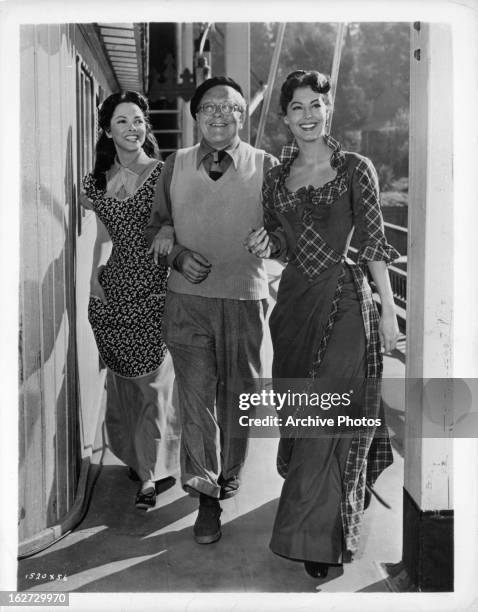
[262,167,289,261]
[145,153,189,267]
[244,165,289,260]
[145,153,209,281]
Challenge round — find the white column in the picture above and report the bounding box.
[224,23,250,143]
[405,22,454,511]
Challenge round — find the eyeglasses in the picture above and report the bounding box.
[197,102,244,116]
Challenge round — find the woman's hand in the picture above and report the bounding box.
[90,267,107,304]
[79,190,94,210]
[148,226,175,263]
[378,310,399,354]
[243,227,274,258]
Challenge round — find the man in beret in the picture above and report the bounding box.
[145,76,277,545]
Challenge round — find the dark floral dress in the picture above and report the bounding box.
[83,162,168,378]
[82,160,180,483]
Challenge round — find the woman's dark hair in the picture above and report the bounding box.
[92,91,159,189]
[279,70,332,115]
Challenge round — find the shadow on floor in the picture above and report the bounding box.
[18,362,406,595]
[18,462,404,593]
[18,463,330,593]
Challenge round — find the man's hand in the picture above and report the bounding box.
[176,250,211,284]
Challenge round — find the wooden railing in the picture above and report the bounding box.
[383,221,408,257]
[349,221,408,330]
[384,222,407,326]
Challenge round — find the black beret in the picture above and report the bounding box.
[190,76,245,119]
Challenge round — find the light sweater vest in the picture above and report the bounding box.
[168,141,269,300]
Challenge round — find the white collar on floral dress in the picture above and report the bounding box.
[106,150,156,199]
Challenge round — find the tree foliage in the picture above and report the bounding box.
[249,22,410,180]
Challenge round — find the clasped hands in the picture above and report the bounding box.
[171,230,272,283]
[149,226,273,285]
[178,227,273,285]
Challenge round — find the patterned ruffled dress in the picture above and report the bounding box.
[82,157,180,482]
[264,135,399,563]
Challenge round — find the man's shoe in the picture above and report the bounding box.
[193,496,222,544]
[218,475,240,500]
[155,476,176,495]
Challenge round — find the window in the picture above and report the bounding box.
[76,57,96,234]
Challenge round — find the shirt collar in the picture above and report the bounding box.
[279,134,345,170]
[196,137,242,170]
[113,149,152,175]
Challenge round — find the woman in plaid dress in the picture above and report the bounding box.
[245,70,400,578]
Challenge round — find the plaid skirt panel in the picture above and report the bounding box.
[307,261,393,554]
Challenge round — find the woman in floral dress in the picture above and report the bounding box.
[81,91,179,509]
[245,70,399,578]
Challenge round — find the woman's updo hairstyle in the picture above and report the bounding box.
[279,70,332,115]
[92,90,160,189]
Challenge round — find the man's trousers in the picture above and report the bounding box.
[163,291,268,498]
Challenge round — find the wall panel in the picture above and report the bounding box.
[19,23,46,542]
[18,22,113,547]
[60,22,80,511]
[35,23,60,530]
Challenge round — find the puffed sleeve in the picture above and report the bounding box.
[351,156,400,265]
[262,167,288,259]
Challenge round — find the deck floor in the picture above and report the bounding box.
[18,348,407,603]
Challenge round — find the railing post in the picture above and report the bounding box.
[224,24,250,143]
